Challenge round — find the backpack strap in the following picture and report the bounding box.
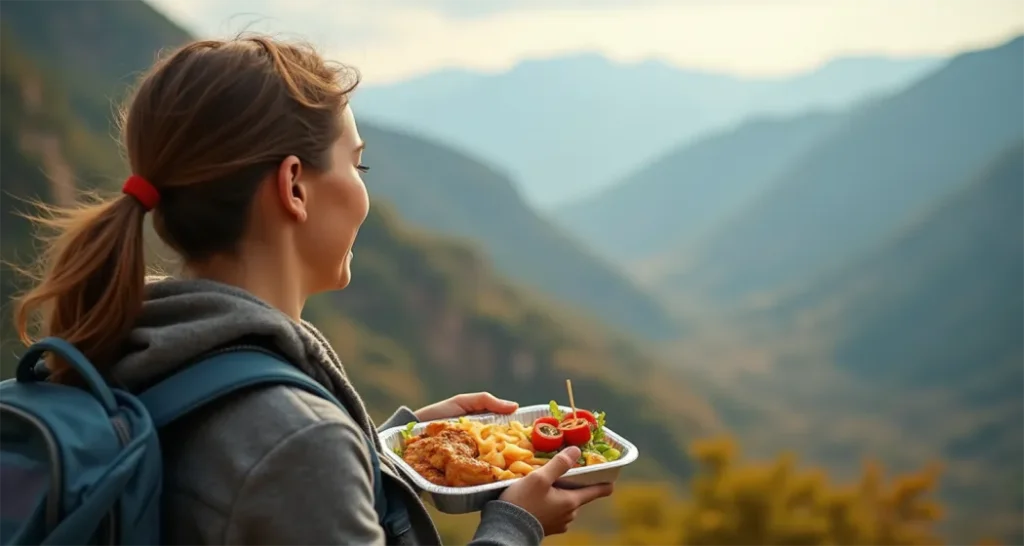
[136,349,390,529]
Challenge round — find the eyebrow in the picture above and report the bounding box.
[355,141,366,153]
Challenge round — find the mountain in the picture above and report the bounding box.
[558,110,845,264]
[357,123,681,339]
[0,25,126,345]
[785,143,1024,542]
[0,0,191,133]
[0,0,718,497]
[649,35,1024,309]
[664,143,1024,543]
[781,142,1023,391]
[355,53,942,207]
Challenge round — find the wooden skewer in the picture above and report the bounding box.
[566,379,578,420]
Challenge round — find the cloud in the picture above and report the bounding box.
[330,0,1024,83]
[147,0,1024,84]
[405,0,668,19]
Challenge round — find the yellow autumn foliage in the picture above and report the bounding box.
[430,435,978,545]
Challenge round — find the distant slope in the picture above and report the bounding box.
[0,0,191,133]
[356,54,941,206]
[811,142,1023,395]
[558,110,844,263]
[792,143,1024,542]
[653,35,1024,307]
[0,25,126,352]
[674,144,1024,543]
[358,123,682,339]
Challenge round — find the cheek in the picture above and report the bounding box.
[313,178,367,247]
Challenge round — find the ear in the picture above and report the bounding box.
[274,155,308,223]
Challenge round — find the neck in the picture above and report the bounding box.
[187,245,306,321]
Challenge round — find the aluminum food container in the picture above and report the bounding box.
[378,404,639,514]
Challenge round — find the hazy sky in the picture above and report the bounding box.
[147,0,1024,85]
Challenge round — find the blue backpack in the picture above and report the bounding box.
[0,336,407,545]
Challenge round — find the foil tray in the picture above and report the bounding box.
[378,404,639,514]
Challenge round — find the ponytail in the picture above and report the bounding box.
[14,193,148,382]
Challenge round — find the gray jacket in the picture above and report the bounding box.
[109,279,544,545]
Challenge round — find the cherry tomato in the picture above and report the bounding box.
[558,418,592,446]
[561,410,597,430]
[531,420,564,452]
[534,416,560,428]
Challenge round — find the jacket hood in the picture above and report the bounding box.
[110,278,383,446]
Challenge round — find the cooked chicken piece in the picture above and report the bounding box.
[403,422,496,487]
[445,456,495,487]
[411,462,446,486]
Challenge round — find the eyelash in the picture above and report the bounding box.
[357,164,370,173]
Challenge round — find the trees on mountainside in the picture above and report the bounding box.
[547,435,994,546]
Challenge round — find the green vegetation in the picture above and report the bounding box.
[0,0,191,133]
[0,24,125,358]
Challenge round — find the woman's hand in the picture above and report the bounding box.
[413,392,519,422]
[499,446,615,535]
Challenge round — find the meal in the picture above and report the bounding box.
[396,386,622,488]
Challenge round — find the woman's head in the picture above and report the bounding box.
[14,34,368,379]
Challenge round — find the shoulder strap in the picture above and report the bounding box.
[136,349,389,526]
[137,350,339,427]
[136,348,333,426]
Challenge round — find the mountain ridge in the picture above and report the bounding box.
[357,121,682,339]
[356,49,942,207]
[558,108,846,264]
[649,34,1024,308]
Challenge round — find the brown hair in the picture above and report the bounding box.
[14,34,359,382]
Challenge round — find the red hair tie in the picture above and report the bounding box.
[122,174,160,211]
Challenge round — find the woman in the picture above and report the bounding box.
[13,35,613,545]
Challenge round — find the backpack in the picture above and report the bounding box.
[0,336,410,545]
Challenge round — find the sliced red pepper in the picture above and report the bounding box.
[562,410,597,430]
[558,418,592,446]
[531,421,564,452]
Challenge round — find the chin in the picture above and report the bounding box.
[335,261,353,290]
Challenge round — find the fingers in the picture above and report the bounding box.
[457,392,519,414]
[534,446,581,483]
[548,510,579,536]
[565,482,615,506]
